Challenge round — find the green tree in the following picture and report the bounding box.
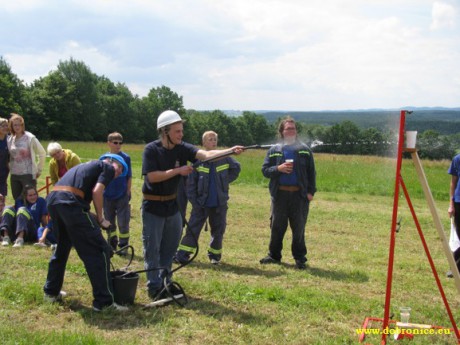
[231,116,257,146]
[183,109,202,144]
[321,121,361,154]
[360,127,388,156]
[96,77,141,142]
[25,71,76,140]
[239,112,274,145]
[57,58,104,141]
[0,57,25,117]
[417,130,455,160]
[448,133,460,156]
[140,86,185,142]
[201,110,233,146]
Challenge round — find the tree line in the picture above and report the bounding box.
[1,56,458,160]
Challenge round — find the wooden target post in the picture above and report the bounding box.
[408,149,460,293]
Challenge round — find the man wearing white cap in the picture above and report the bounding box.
[142,110,244,301]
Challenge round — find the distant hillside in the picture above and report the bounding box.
[256,109,460,135]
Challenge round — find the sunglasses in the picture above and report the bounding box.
[112,141,123,145]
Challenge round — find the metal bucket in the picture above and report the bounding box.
[111,269,139,305]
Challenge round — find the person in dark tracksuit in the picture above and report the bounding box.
[43,154,129,312]
[260,116,316,269]
[175,131,241,265]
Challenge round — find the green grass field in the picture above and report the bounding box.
[0,142,458,345]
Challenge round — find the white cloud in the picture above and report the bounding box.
[0,0,459,110]
[0,0,46,12]
[5,40,119,85]
[431,1,458,30]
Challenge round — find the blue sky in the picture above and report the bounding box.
[1,0,459,111]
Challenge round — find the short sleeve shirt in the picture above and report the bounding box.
[47,160,115,210]
[142,140,198,217]
[448,154,460,202]
[104,151,132,200]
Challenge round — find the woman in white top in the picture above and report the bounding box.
[7,113,46,200]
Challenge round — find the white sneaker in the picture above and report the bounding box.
[93,302,129,312]
[1,236,11,246]
[12,238,24,248]
[44,290,67,303]
[210,258,220,265]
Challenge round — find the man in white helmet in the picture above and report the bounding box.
[142,110,244,301]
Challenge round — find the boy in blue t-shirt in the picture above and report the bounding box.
[103,132,132,253]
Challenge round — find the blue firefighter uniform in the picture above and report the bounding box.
[0,197,50,243]
[261,142,316,264]
[175,157,240,263]
[43,160,119,311]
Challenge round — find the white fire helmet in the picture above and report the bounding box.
[157,110,183,130]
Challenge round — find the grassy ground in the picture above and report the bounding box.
[0,142,458,344]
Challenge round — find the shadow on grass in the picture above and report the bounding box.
[174,261,368,282]
[184,260,285,278]
[306,265,369,283]
[74,295,269,331]
[185,296,270,325]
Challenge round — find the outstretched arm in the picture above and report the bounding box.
[196,145,244,162]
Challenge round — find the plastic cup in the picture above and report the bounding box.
[400,307,411,324]
[405,131,417,149]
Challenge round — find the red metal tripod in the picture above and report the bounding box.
[359,110,460,344]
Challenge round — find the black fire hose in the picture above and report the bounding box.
[103,220,188,307]
[111,245,189,307]
[242,144,274,150]
[112,143,276,306]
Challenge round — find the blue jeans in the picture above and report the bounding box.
[37,226,57,244]
[142,209,182,293]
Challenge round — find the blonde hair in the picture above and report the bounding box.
[202,131,218,145]
[0,117,8,127]
[9,113,25,134]
[47,142,63,156]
